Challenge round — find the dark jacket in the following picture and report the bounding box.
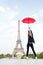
[28,31,35,43]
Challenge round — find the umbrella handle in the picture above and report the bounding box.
[28,25,30,29]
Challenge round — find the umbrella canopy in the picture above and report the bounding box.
[22,17,36,24]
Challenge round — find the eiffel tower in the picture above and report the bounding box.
[12,20,25,57]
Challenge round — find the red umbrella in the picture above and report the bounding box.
[22,17,36,24]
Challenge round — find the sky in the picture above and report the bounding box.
[0,0,43,54]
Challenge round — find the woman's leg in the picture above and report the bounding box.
[26,43,29,56]
[31,44,36,56]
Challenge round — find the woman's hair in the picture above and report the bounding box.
[28,31,33,37]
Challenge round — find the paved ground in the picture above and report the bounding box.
[0,58,43,65]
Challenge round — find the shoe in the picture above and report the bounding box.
[26,57,28,59]
[35,57,37,59]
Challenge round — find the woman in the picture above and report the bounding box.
[26,27,36,57]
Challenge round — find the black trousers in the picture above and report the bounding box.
[26,43,36,56]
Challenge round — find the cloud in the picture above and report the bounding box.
[39,9,43,16]
[0,6,19,22]
[0,6,19,54]
[0,20,18,54]
[0,6,5,12]
[31,9,43,20]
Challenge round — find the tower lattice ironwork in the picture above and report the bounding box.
[12,20,25,57]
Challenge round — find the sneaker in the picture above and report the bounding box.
[35,57,37,59]
[26,56,28,59]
